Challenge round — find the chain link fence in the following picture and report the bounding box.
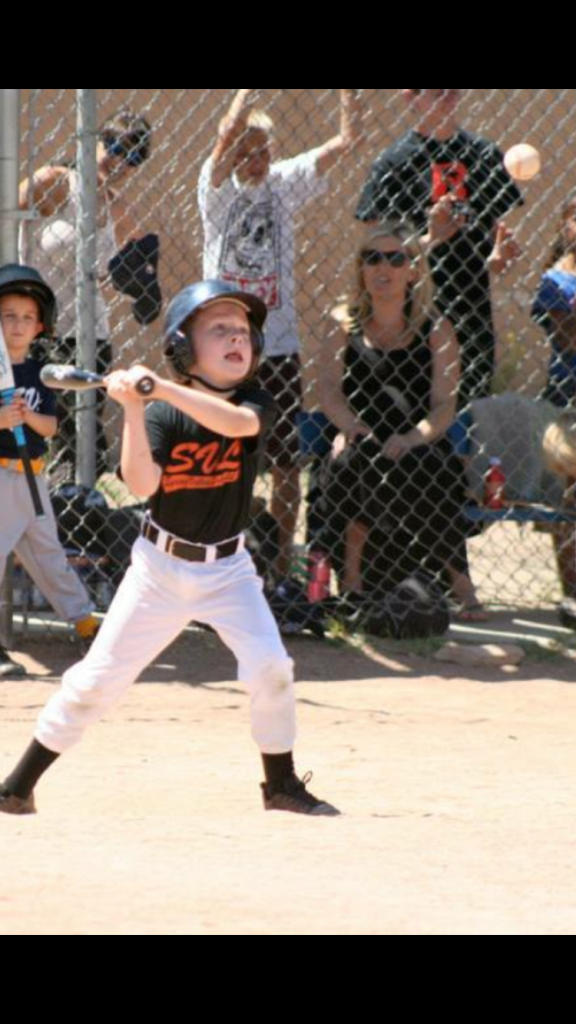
[2,88,576,645]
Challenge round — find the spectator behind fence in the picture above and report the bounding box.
[356,89,522,406]
[319,221,480,614]
[198,89,363,579]
[18,108,155,482]
[462,392,576,597]
[532,190,576,408]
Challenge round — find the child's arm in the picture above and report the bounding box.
[0,397,57,439]
[106,366,262,493]
[106,370,162,499]
[315,90,365,177]
[22,407,58,440]
[154,378,260,438]
[109,365,261,438]
[210,89,255,189]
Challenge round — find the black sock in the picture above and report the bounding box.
[262,752,295,789]
[3,739,60,800]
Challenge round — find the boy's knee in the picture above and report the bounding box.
[254,655,294,693]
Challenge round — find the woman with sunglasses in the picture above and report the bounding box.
[18,108,152,481]
[319,221,483,617]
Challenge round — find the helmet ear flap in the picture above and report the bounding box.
[164,329,195,384]
[249,325,264,377]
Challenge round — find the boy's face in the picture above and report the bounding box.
[0,294,43,361]
[404,89,462,134]
[233,128,272,186]
[190,301,253,389]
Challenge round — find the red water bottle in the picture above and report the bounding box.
[307,550,331,603]
[484,457,506,509]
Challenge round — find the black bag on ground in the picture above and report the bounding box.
[558,599,576,631]
[267,579,327,639]
[360,573,451,640]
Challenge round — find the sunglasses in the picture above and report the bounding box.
[103,134,145,168]
[361,249,410,268]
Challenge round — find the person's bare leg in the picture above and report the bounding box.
[271,465,301,579]
[343,520,369,593]
[448,565,488,621]
[553,525,576,597]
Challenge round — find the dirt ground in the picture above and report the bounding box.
[2,619,576,936]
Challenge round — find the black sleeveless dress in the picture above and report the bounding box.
[323,320,469,591]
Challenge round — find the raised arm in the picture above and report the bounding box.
[314,89,365,177]
[209,89,257,189]
[19,166,71,217]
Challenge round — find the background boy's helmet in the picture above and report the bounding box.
[0,263,57,337]
[163,280,266,389]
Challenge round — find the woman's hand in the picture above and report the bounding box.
[381,432,417,461]
[332,420,371,457]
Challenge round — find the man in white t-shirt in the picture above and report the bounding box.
[198,89,363,579]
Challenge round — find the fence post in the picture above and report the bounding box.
[0,88,20,648]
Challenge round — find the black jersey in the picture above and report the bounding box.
[144,386,277,544]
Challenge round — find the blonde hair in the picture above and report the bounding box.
[349,219,437,337]
[246,109,274,135]
[543,410,576,479]
[544,190,576,271]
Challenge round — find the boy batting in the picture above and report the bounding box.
[0,280,339,817]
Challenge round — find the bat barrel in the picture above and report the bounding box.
[40,364,155,396]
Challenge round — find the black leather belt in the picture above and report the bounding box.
[142,520,242,563]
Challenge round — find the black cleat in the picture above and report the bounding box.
[0,784,36,815]
[261,772,340,816]
[0,645,27,680]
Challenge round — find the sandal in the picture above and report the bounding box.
[453,601,490,623]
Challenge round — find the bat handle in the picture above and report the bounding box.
[136,376,155,396]
[1,387,46,519]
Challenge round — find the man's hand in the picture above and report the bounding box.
[426,194,468,246]
[487,221,522,275]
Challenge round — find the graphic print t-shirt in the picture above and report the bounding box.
[144,386,277,544]
[198,150,327,357]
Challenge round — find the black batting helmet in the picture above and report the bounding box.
[0,263,57,337]
[163,280,266,390]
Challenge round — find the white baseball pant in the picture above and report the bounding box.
[35,534,296,754]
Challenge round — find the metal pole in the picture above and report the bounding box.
[75,89,98,487]
[0,89,21,648]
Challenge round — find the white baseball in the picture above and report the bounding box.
[504,143,541,182]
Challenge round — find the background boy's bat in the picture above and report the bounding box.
[0,323,45,519]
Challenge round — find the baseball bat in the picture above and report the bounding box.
[40,364,156,396]
[0,323,45,519]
